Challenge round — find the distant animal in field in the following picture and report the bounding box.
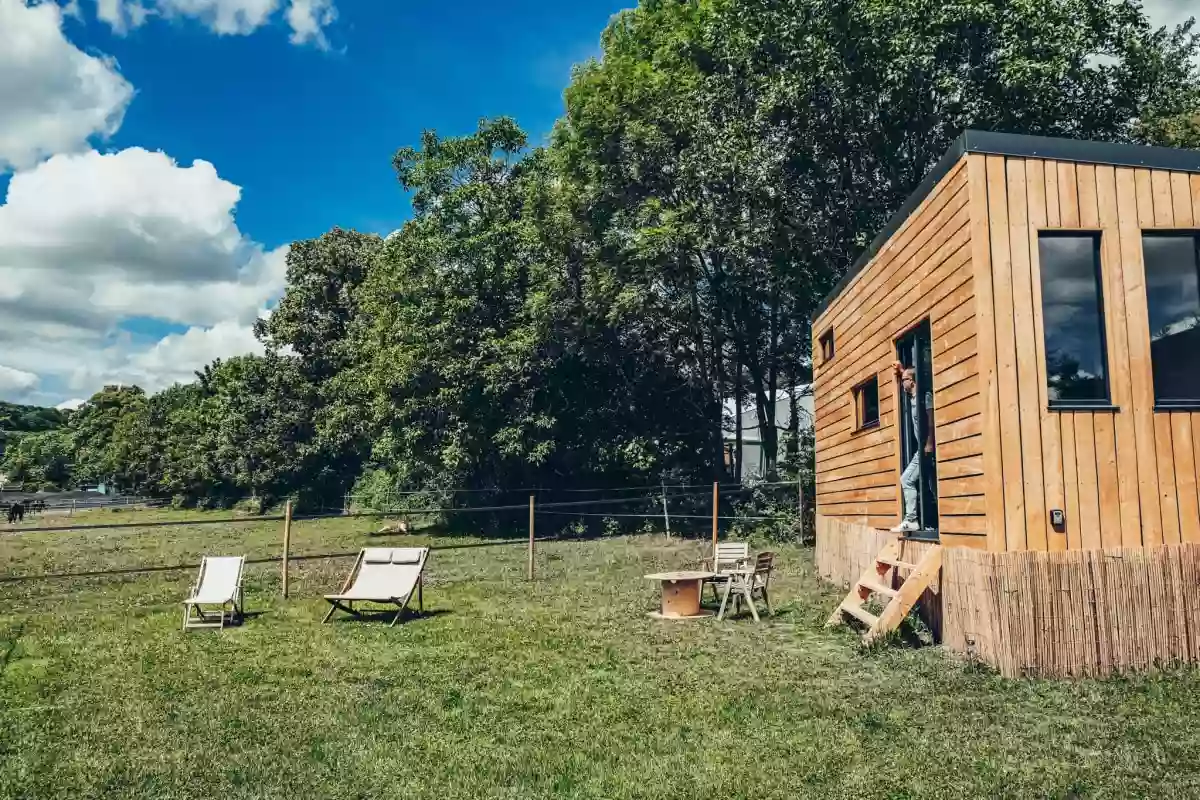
[7,502,24,524]
[27,499,44,515]
[375,520,409,535]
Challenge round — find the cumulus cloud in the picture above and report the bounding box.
[121,319,266,384]
[0,0,134,172]
[0,364,39,399]
[0,147,289,402]
[88,0,338,45]
[285,0,335,49]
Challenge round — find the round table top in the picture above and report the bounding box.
[644,570,716,582]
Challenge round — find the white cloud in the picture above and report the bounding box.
[55,398,86,411]
[0,147,289,402]
[0,365,39,399]
[154,0,278,35]
[0,0,134,171]
[284,0,335,49]
[88,0,338,45]
[1142,0,1196,33]
[112,318,268,388]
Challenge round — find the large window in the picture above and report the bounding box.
[852,376,879,430]
[1142,232,1200,407]
[1038,233,1111,407]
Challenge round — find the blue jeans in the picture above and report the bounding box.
[901,453,920,523]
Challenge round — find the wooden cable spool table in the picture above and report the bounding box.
[643,570,718,619]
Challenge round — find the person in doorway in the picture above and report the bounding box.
[891,362,934,533]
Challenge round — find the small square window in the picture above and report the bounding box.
[819,329,835,362]
[852,376,880,430]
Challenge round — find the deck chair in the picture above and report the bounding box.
[182,556,244,631]
[717,551,776,622]
[699,541,750,602]
[323,547,428,627]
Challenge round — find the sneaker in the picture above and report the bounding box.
[889,520,919,533]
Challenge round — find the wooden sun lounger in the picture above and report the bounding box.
[323,547,428,627]
[182,556,245,631]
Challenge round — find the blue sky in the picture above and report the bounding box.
[66,1,627,246]
[0,0,629,407]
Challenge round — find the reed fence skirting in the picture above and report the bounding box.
[816,515,1200,678]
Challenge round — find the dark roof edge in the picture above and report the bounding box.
[812,130,1200,321]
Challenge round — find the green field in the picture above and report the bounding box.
[2,510,1200,799]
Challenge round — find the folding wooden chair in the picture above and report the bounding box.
[323,547,428,627]
[182,556,245,631]
[699,541,750,602]
[717,551,776,622]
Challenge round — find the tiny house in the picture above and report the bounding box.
[812,131,1200,676]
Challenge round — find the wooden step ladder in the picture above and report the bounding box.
[825,537,942,645]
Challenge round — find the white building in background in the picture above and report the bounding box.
[723,387,814,480]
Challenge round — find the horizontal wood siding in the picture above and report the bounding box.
[976,156,1200,551]
[813,161,986,538]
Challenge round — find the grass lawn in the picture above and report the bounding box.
[3,509,1200,799]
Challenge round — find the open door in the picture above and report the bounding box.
[895,320,939,538]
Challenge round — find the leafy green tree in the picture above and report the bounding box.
[196,354,319,507]
[69,385,147,489]
[255,228,385,505]
[554,0,1200,475]
[0,427,73,489]
[348,118,711,497]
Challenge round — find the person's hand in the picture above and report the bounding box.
[891,360,904,376]
[924,442,934,454]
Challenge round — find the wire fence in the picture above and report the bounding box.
[0,478,811,587]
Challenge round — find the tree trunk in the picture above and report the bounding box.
[733,360,743,481]
[763,281,781,476]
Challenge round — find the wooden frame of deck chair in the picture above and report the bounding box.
[182,556,245,631]
[323,547,428,627]
[699,541,750,603]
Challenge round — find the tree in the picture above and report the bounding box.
[69,385,147,488]
[553,0,1200,475]
[196,354,319,507]
[254,228,383,378]
[0,428,73,489]
[347,118,712,496]
[255,228,385,505]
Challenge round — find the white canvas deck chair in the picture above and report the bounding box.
[182,556,245,631]
[323,547,428,627]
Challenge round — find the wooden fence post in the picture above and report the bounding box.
[661,476,671,537]
[711,481,719,559]
[528,495,535,581]
[798,473,806,545]
[282,499,292,599]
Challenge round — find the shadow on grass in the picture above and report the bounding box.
[327,607,454,626]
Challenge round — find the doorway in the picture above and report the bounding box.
[895,319,939,538]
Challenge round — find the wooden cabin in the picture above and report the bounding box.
[813,132,1200,676]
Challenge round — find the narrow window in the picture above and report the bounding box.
[852,376,879,430]
[819,329,835,362]
[1142,232,1200,407]
[1038,232,1110,406]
